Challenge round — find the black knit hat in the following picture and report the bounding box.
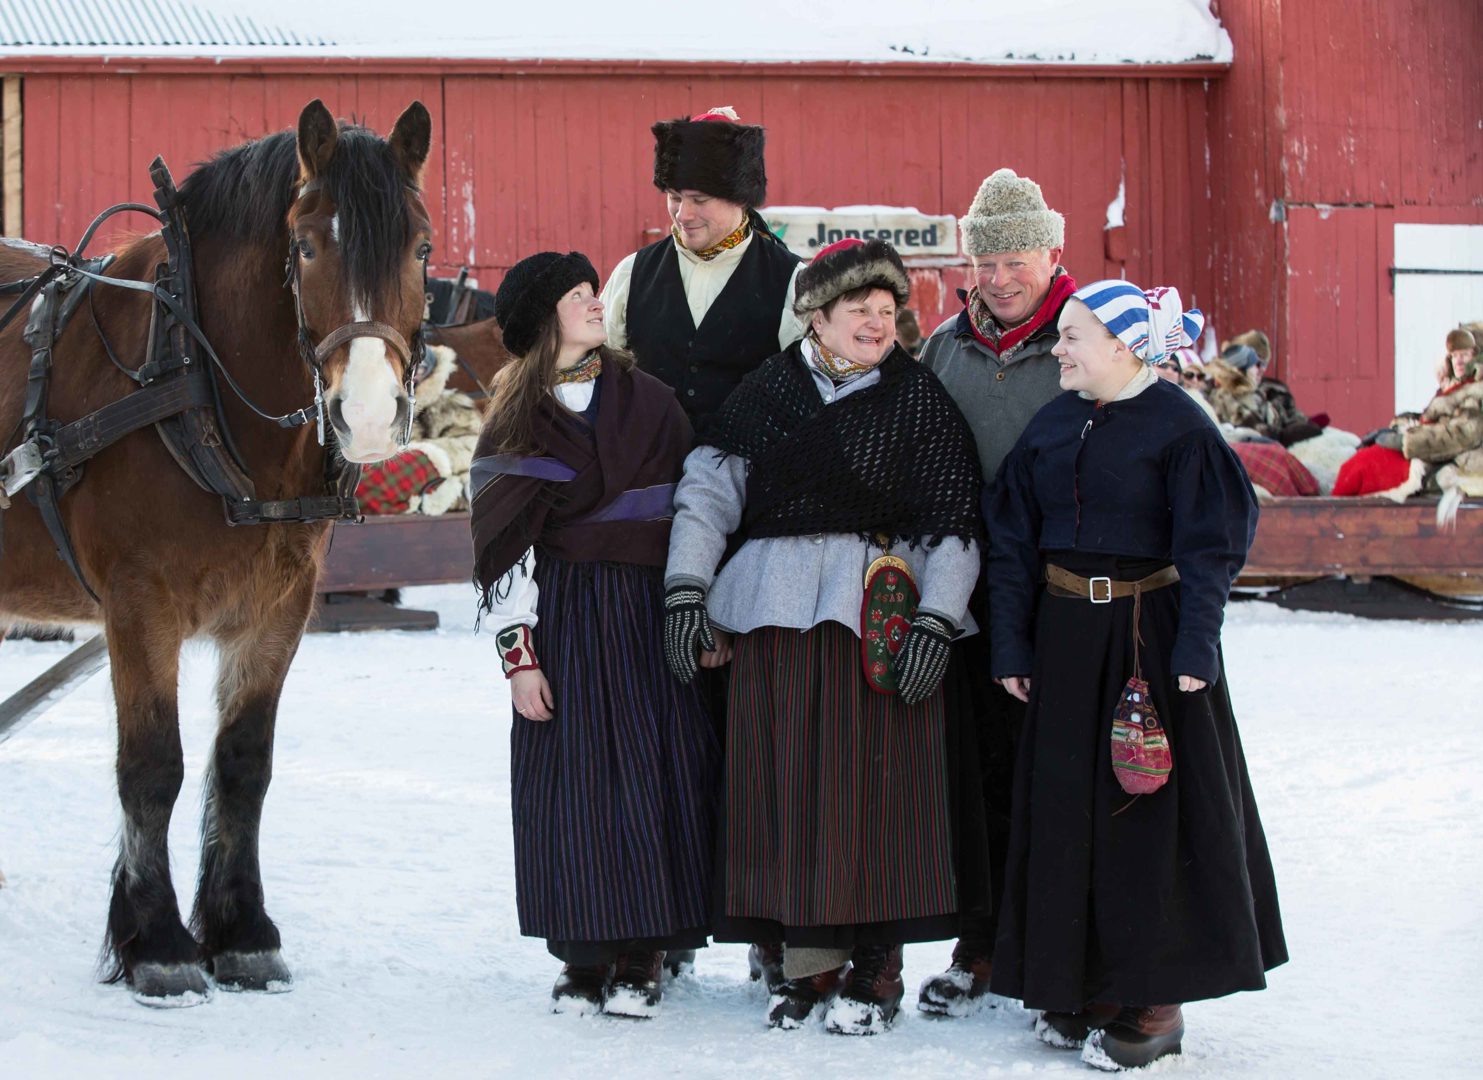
[651,107,767,208]
[492,251,600,358]
[793,238,911,318]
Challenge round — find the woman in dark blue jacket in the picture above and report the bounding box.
[986,281,1287,1071]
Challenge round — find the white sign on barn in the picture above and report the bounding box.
[763,206,958,259]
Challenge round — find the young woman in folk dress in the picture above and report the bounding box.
[663,238,984,1034]
[469,251,720,1018]
[987,281,1287,1070]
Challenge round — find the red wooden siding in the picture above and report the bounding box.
[17,69,1212,339]
[1208,0,1483,431]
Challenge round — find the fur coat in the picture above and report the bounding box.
[406,344,484,514]
[1381,377,1483,524]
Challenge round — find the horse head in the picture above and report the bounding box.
[287,99,433,463]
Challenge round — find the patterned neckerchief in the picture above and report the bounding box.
[807,333,874,383]
[555,350,602,385]
[674,216,751,261]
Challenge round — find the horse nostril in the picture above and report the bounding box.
[328,396,348,434]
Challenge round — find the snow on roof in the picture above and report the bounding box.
[0,0,327,49]
[0,0,1232,65]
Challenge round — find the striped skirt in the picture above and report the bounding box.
[511,556,720,953]
[721,621,957,937]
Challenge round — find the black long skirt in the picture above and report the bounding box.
[713,621,958,948]
[990,553,1288,1011]
[511,556,721,965]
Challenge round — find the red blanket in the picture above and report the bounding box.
[1232,441,1319,497]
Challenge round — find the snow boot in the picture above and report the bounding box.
[550,963,611,1016]
[1035,1002,1120,1048]
[605,951,664,1019]
[823,944,904,1036]
[747,942,786,994]
[664,949,696,978]
[766,964,848,1029]
[917,938,995,1016]
[1082,1005,1184,1070]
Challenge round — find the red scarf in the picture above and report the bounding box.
[966,271,1078,358]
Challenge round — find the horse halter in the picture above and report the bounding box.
[285,178,424,447]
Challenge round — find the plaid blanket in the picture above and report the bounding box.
[1232,441,1319,497]
[356,448,443,514]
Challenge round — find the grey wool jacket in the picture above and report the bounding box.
[919,293,1068,489]
[665,347,980,637]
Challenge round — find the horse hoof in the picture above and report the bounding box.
[129,962,212,1007]
[211,950,293,993]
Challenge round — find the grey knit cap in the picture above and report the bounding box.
[959,168,1065,256]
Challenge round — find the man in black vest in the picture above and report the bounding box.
[602,106,801,987]
[602,106,804,431]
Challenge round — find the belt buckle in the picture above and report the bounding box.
[1088,576,1113,604]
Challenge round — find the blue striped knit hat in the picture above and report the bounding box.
[1072,280,1204,363]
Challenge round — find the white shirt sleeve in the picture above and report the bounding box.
[486,547,540,633]
[779,262,807,350]
[600,253,637,350]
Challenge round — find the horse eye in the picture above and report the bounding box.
[296,239,315,260]
[416,242,432,262]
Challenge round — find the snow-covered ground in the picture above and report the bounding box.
[2,590,1480,1078]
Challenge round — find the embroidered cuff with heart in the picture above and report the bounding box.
[496,624,540,678]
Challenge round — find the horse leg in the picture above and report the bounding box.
[192,580,315,992]
[103,603,208,1005]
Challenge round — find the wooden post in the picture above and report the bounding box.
[2,77,20,237]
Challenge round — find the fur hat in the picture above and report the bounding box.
[491,251,599,359]
[1221,343,1264,372]
[651,106,767,207]
[1226,329,1272,363]
[1447,327,1477,352]
[793,238,910,317]
[959,168,1065,256]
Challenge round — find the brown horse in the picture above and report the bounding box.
[0,100,432,1004]
[426,313,510,397]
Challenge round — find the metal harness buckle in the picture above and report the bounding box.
[1,440,46,498]
[1088,576,1113,604]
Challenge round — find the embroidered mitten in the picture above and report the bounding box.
[496,624,539,678]
[663,585,715,685]
[893,613,955,706]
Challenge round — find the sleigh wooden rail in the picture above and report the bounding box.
[1241,497,1483,578]
[311,497,1483,611]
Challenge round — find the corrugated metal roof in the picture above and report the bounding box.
[0,0,331,48]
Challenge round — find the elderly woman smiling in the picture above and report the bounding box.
[986,282,1287,1071]
[662,238,984,1036]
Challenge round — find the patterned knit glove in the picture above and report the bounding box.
[894,613,955,706]
[663,585,716,685]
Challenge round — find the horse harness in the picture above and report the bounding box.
[0,157,422,601]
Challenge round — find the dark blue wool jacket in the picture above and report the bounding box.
[987,376,1259,684]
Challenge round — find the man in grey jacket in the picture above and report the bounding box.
[916,168,1079,1017]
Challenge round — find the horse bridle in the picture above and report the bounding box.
[285,177,425,447]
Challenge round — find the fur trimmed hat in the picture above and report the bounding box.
[1447,327,1477,352]
[959,168,1065,256]
[793,238,910,317]
[491,251,599,359]
[651,106,767,208]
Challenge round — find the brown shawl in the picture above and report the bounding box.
[470,363,692,612]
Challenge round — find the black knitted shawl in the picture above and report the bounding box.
[703,342,985,549]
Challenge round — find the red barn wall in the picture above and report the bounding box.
[16,66,1215,341]
[1210,0,1483,431]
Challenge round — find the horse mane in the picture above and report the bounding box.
[176,124,416,308]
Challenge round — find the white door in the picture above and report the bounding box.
[1393,223,1483,414]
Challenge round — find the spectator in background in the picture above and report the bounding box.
[1219,330,1315,444]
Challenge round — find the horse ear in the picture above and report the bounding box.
[297,99,339,181]
[389,101,432,184]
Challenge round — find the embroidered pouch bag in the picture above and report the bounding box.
[1110,677,1172,794]
[860,553,919,694]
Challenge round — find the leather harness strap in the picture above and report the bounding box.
[0,155,373,599]
[313,320,412,365]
